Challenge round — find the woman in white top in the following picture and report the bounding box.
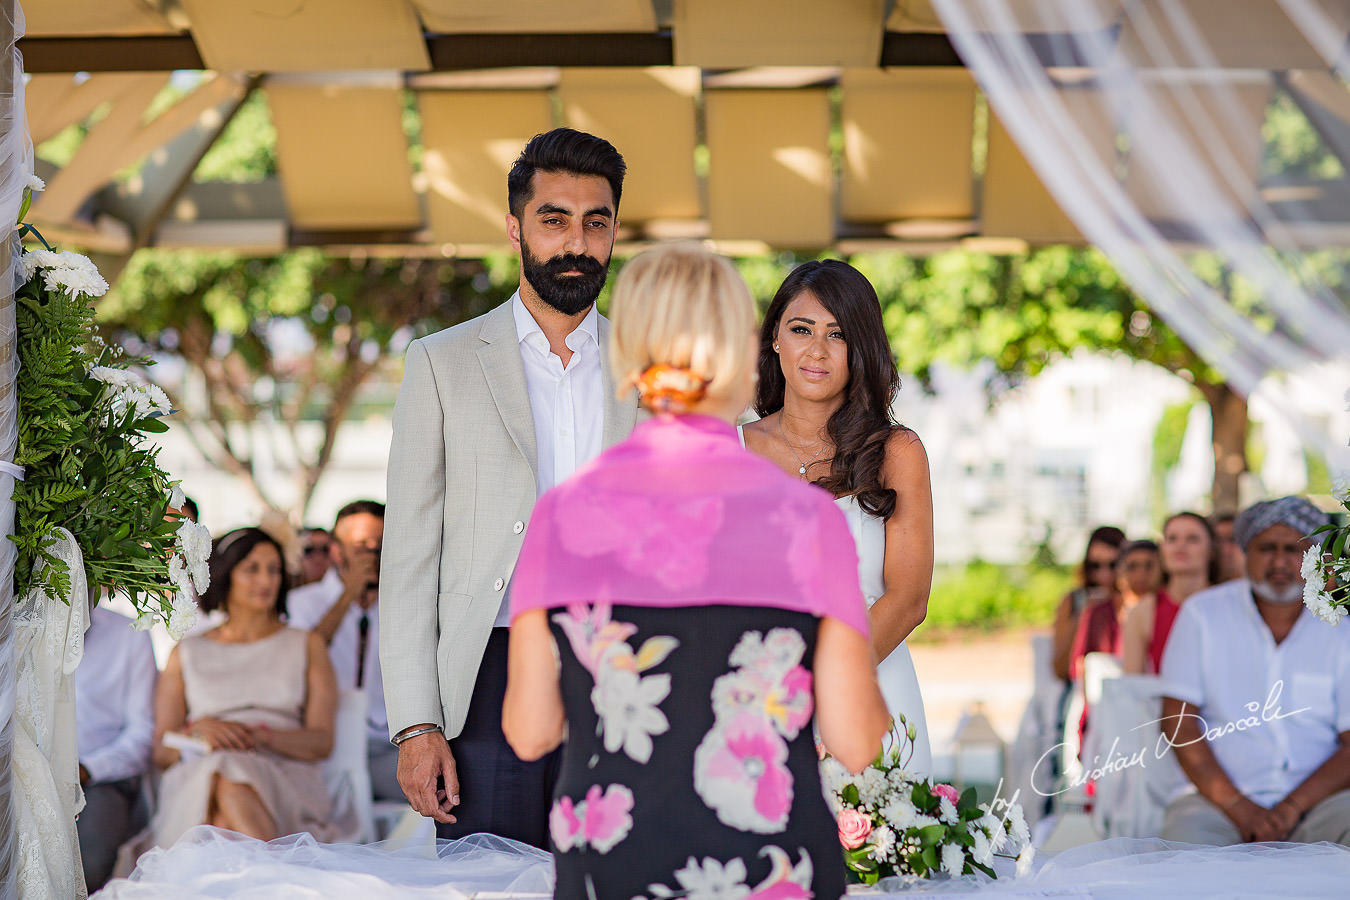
[740,259,934,773]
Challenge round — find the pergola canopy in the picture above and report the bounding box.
[17,0,1350,258]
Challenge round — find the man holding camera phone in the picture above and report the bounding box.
[287,499,400,800]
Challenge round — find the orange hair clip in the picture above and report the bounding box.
[635,364,710,414]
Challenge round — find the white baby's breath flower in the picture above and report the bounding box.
[940,843,965,877]
[25,173,45,193]
[166,591,199,640]
[169,483,186,511]
[859,768,889,807]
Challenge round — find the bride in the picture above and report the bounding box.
[741,259,934,774]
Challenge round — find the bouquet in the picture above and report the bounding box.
[821,715,1034,884]
[1303,485,1349,625]
[11,176,210,636]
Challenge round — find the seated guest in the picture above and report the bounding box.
[503,244,889,900]
[1119,539,1172,675]
[1160,496,1350,845]
[1212,510,1245,582]
[295,527,334,588]
[1070,540,1154,681]
[288,501,399,800]
[1122,514,1217,676]
[150,527,340,846]
[75,605,158,891]
[1052,526,1125,682]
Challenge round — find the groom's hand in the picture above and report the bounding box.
[397,728,460,824]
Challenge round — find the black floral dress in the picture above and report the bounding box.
[548,601,845,900]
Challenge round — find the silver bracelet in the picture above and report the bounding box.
[390,725,442,746]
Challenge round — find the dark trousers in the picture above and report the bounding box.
[435,627,560,848]
[77,775,143,892]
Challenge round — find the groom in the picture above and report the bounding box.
[381,128,638,846]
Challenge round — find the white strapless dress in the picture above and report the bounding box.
[834,495,933,776]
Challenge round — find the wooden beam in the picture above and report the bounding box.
[18,35,203,73]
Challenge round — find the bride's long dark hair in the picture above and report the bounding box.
[755,260,902,519]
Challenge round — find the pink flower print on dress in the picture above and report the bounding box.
[693,714,793,833]
[724,629,814,739]
[581,784,635,853]
[549,795,583,852]
[746,846,815,900]
[549,784,635,855]
[765,665,813,740]
[643,846,813,900]
[552,602,637,676]
[768,497,824,595]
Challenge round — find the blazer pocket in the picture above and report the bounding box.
[436,592,474,639]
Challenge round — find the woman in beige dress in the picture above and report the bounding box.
[150,527,339,847]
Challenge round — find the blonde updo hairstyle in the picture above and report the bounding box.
[609,243,756,413]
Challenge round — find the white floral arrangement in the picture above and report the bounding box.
[821,717,1034,884]
[13,177,208,637]
[1303,486,1349,626]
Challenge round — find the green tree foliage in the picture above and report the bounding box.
[99,248,513,517]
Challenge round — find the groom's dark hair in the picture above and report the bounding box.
[507,128,626,219]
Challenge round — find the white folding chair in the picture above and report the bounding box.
[322,689,375,843]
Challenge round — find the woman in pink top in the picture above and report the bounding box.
[502,244,889,900]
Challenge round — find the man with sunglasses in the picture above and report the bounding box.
[288,500,399,800]
[297,527,335,587]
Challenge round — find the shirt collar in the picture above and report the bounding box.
[512,290,599,354]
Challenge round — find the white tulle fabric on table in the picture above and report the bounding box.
[98,827,554,899]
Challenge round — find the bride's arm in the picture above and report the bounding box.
[871,428,934,661]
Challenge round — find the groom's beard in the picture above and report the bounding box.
[1251,580,1303,604]
[520,237,610,316]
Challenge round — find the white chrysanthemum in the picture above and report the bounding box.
[89,366,130,387]
[19,248,62,281]
[971,828,993,866]
[1305,588,1347,626]
[868,824,896,862]
[177,519,212,593]
[939,796,959,825]
[166,591,199,640]
[40,252,109,299]
[1015,844,1036,878]
[1302,547,1322,581]
[169,483,186,511]
[1006,803,1031,847]
[912,813,940,830]
[144,383,173,416]
[980,811,1009,852]
[167,553,194,599]
[25,173,45,192]
[940,843,965,877]
[881,794,918,830]
[131,611,156,632]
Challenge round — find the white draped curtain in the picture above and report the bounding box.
[932,0,1350,474]
[0,0,26,894]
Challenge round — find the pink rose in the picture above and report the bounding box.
[932,783,960,805]
[837,809,874,849]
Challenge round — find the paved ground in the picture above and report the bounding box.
[908,628,1040,779]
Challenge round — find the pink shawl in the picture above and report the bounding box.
[509,414,870,637]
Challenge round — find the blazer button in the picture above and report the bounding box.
[493,578,505,591]
[513,521,524,534]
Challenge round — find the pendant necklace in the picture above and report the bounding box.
[779,416,827,478]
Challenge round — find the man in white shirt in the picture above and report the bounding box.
[382,128,638,846]
[1159,496,1350,845]
[75,605,158,892]
[288,500,398,800]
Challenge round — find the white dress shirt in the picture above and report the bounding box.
[288,568,388,741]
[1160,578,1350,805]
[503,292,604,626]
[75,606,158,784]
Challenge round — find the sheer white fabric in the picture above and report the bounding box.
[100,828,554,899]
[932,0,1350,470]
[0,2,30,897]
[13,529,88,900]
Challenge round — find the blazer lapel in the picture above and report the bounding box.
[598,314,639,448]
[477,301,538,478]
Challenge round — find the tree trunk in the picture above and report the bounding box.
[1199,381,1249,514]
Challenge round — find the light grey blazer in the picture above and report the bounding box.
[380,299,638,740]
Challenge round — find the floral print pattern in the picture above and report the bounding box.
[553,603,679,764]
[695,629,813,833]
[638,845,815,900]
[550,784,635,854]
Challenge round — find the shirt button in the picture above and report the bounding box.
[513,521,524,534]
[493,578,505,592]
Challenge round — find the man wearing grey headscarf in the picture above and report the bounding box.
[1157,496,1350,846]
